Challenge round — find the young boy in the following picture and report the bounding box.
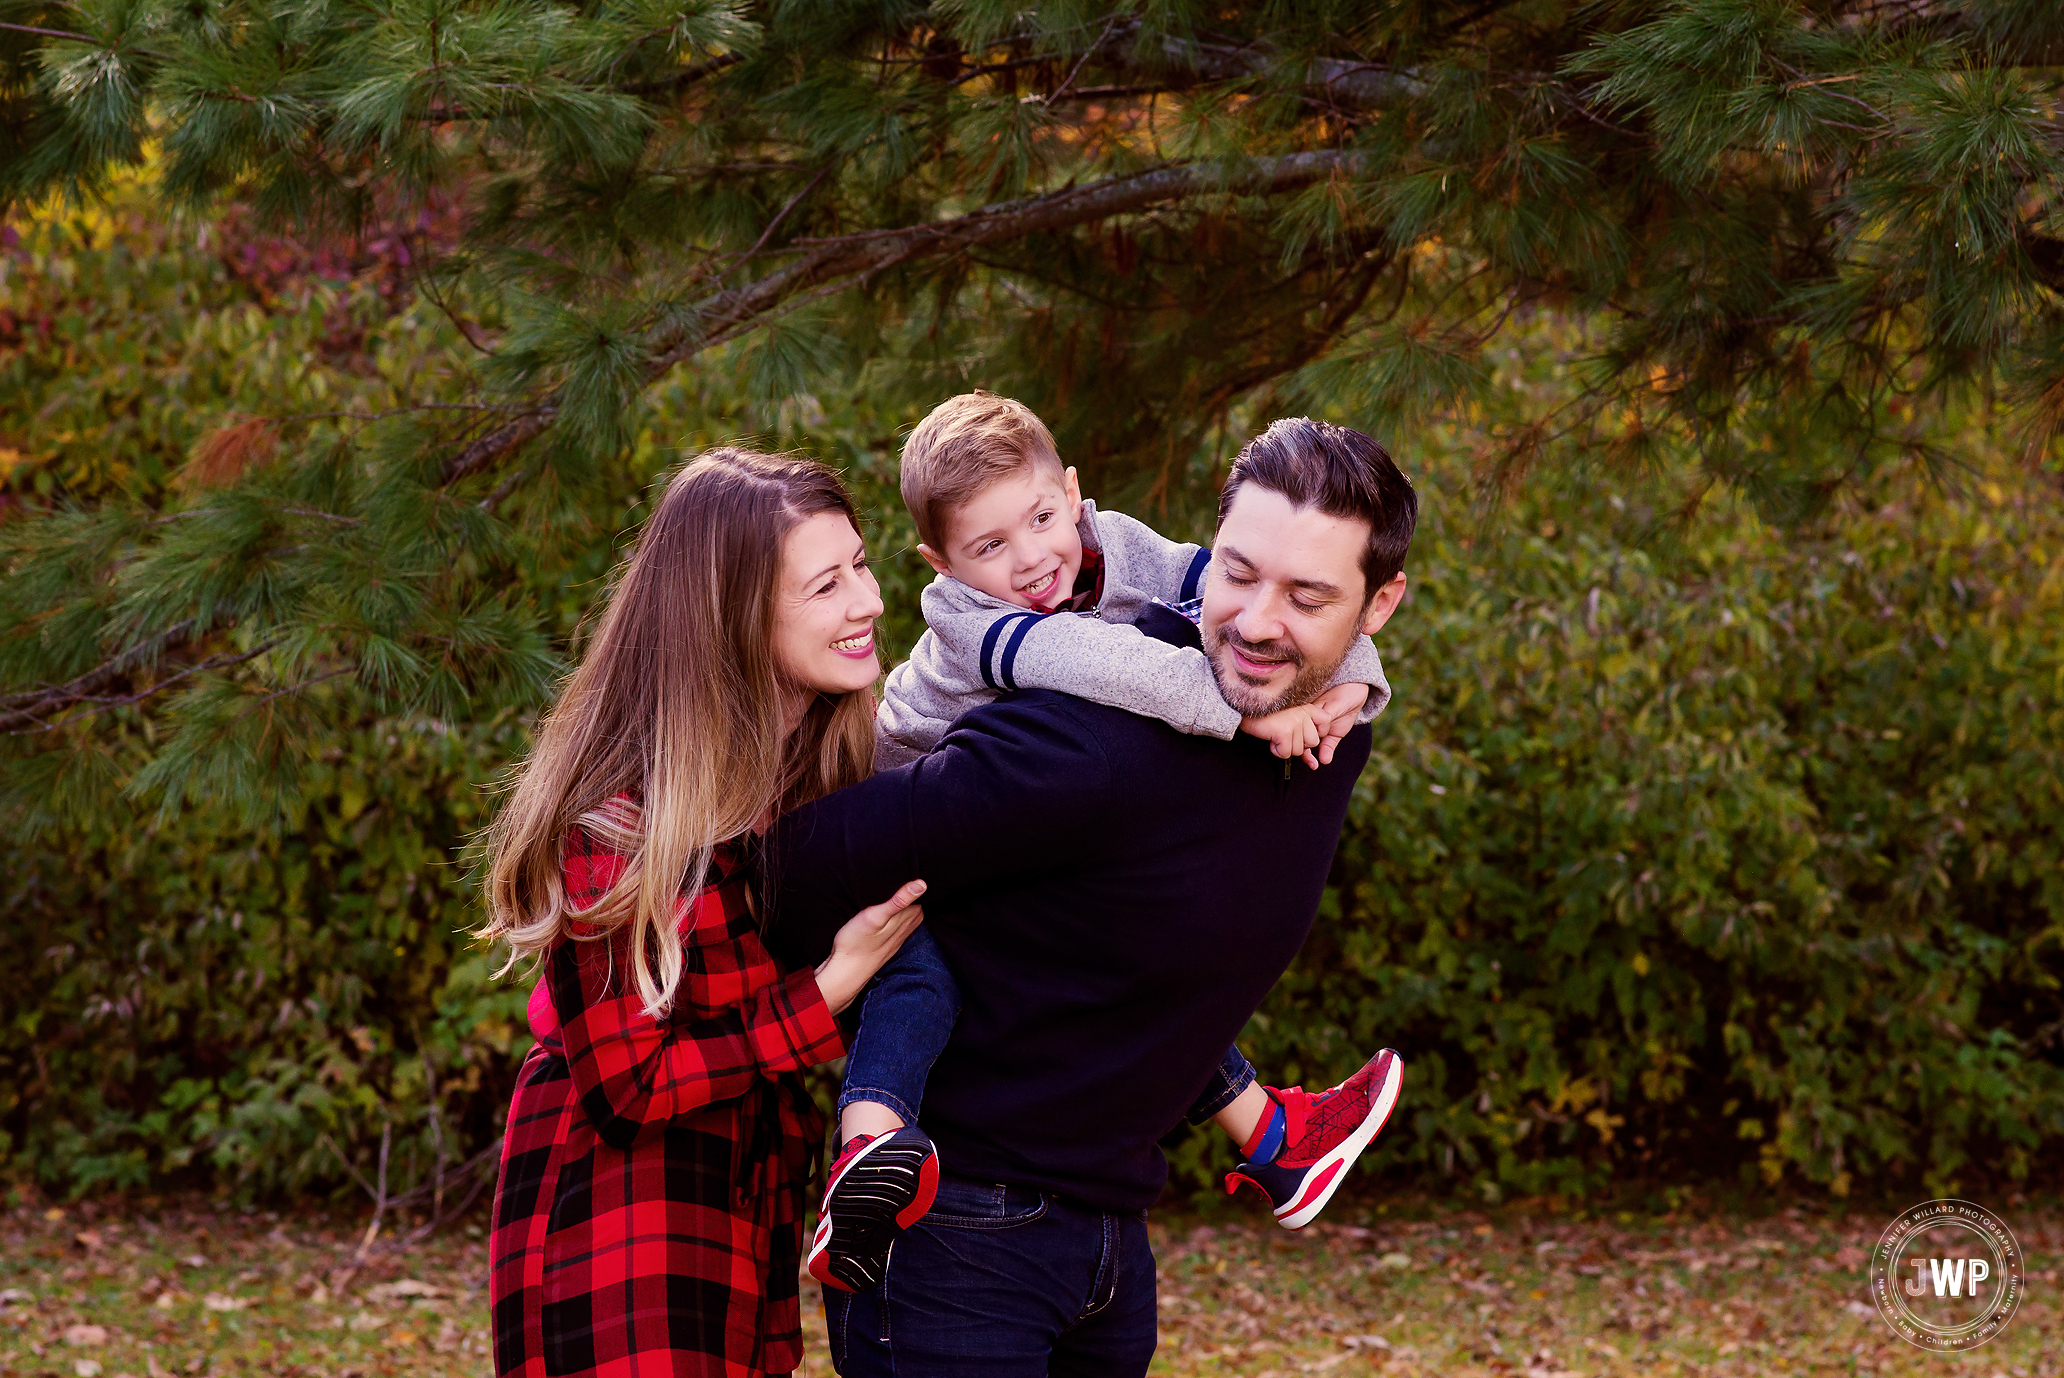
[806,392,1407,1294]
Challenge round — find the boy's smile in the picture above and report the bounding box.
[920,464,1086,612]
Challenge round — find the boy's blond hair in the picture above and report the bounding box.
[900,391,1063,549]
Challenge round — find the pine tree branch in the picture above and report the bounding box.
[0,21,97,41]
[1084,20,1438,108]
[438,151,1366,485]
[0,618,201,722]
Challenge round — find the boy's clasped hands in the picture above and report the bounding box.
[1241,680,1370,767]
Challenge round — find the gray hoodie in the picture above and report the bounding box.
[875,500,1392,769]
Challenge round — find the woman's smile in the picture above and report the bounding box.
[831,629,875,658]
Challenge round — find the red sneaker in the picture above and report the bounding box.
[1225,1049,1403,1229]
[806,1126,941,1293]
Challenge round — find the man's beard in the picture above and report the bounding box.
[1204,622,1340,717]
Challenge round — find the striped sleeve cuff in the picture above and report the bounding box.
[749,967,847,1074]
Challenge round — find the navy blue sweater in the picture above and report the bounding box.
[765,609,1371,1211]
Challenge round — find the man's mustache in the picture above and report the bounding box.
[1213,626,1305,672]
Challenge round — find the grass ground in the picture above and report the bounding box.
[1,1196,2055,1377]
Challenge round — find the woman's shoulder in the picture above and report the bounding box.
[561,795,753,909]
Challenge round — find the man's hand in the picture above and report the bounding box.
[1240,682,1369,769]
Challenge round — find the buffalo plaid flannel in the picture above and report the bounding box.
[490,819,844,1378]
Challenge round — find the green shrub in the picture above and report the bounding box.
[4,195,2061,1206]
[1181,465,2064,1202]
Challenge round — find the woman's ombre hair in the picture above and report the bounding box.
[479,449,876,1016]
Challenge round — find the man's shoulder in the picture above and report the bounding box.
[1134,598,1204,647]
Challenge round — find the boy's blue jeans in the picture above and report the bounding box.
[840,929,1258,1128]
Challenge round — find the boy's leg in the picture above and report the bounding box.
[1225,1048,1405,1230]
[836,927,961,1139]
[1183,1044,1258,1127]
[1183,1043,1276,1159]
[812,928,961,1295]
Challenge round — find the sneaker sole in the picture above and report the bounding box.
[1274,1052,1403,1230]
[806,1132,941,1293]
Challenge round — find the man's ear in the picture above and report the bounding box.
[917,543,954,579]
[1359,572,1408,635]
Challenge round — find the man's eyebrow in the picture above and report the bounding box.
[1217,544,1344,598]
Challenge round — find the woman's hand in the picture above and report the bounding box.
[814,879,927,1015]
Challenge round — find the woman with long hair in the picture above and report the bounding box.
[480,449,925,1378]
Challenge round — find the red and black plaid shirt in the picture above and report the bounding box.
[490,816,844,1378]
[1053,545,1106,613]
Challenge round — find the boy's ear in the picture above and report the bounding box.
[1359,572,1408,635]
[1062,465,1082,516]
[917,543,954,578]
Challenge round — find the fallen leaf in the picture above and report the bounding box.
[0,1288,33,1305]
[367,1279,446,1302]
[75,1231,104,1253]
[44,1207,67,1222]
[74,1360,102,1378]
[201,1293,252,1313]
[153,1293,178,1310]
[385,1330,420,1348]
[1378,1252,1412,1269]
[63,1325,109,1347]
[179,1255,206,1269]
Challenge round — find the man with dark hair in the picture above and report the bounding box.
[1204,417,1415,716]
[766,418,1417,1376]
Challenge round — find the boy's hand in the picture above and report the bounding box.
[1240,704,1327,764]
[1240,683,1370,769]
[1307,682,1370,767]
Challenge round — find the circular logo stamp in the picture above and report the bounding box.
[1870,1199,2023,1350]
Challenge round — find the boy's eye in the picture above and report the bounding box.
[1032,511,1051,527]
[978,540,1003,556]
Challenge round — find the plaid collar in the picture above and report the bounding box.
[1053,546,1106,614]
[1155,595,1204,625]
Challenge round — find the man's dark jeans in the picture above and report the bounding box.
[823,1174,1157,1376]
